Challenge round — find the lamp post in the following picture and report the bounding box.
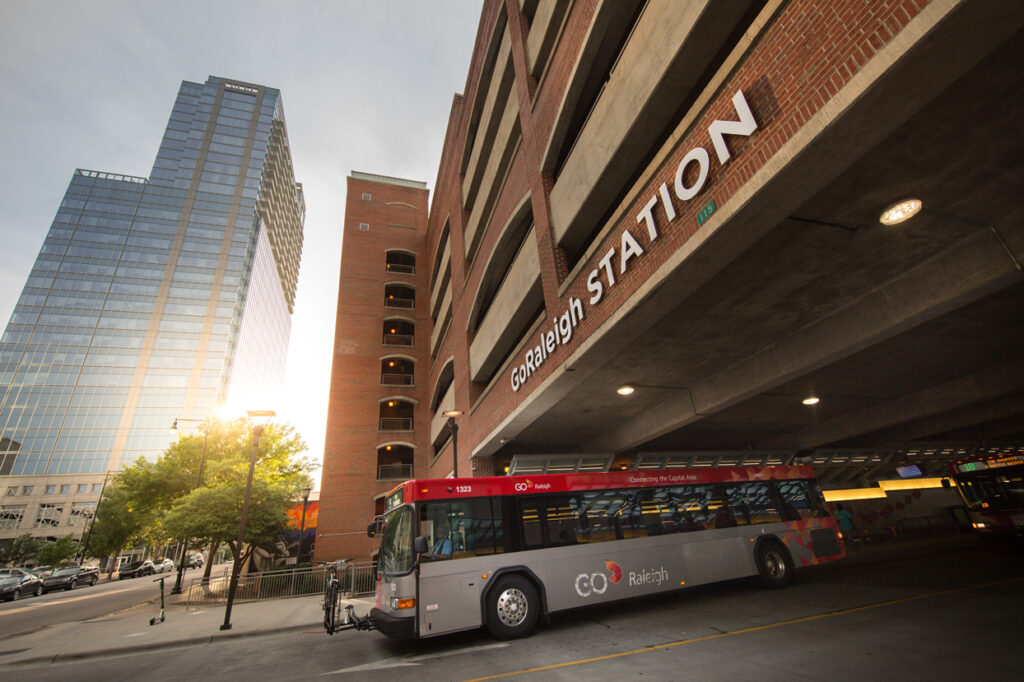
[76,470,112,565]
[297,486,311,565]
[221,409,274,632]
[170,416,211,595]
[443,410,463,478]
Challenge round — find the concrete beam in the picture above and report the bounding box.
[587,226,1024,452]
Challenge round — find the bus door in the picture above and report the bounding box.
[415,499,502,637]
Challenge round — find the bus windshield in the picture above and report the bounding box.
[379,504,415,575]
[956,465,1024,511]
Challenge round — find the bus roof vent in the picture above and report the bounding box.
[507,454,613,475]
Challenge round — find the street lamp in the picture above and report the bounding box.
[170,417,211,595]
[221,409,274,632]
[297,486,312,565]
[443,410,463,478]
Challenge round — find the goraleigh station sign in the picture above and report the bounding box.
[510,89,760,393]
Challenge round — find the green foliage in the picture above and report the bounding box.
[0,533,42,565]
[86,418,313,567]
[163,478,295,563]
[85,484,151,563]
[37,534,79,567]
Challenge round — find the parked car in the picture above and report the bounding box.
[118,560,155,579]
[185,554,204,569]
[0,568,44,601]
[41,566,100,592]
[152,558,175,574]
[29,565,53,578]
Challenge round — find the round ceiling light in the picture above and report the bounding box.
[617,385,635,396]
[879,198,922,225]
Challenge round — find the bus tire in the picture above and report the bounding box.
[486,575,539,640]
[756,541,793,588]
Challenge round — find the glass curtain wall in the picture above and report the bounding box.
[0,76,303,540]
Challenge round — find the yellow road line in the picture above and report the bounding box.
[464,576,1024,681]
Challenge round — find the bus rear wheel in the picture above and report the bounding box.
[756,541,793,588]
[486,575,538,640]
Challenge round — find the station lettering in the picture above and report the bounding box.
[512,89,759,392]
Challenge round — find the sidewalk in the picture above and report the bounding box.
[0,584,375,668]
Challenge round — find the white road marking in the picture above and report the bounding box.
[321,642,511,675]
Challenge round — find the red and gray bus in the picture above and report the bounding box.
[338,465,843,640]
[950,452,1024,536]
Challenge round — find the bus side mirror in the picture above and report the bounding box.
[367,515,386,537]
[413,536,430,555]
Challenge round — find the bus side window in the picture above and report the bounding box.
[723,482,782,525]
[419,499,503,558]
[710,485,737,528]
[520,497,546,548]
[776,479,824,520]
[671,485,716,531]
[580,489,638,542]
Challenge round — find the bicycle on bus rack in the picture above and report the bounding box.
[322,559,375,635]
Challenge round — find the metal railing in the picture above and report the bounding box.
[383,334,414,346]
[381,373,414,386]
[384,297,415,309]
[385,263,415,274]
[378,463,413,480]
[184,563,376,611]
[379,417,413,431]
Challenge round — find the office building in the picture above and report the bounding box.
[0,76,304,545]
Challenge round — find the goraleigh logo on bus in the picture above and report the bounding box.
[575,560,670,598]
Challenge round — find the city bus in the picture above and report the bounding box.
[949,452,1024,537]
[331,465,843,640]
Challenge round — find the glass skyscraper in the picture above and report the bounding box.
[0,76,304,543]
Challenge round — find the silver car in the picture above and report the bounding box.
[152,558,175,574]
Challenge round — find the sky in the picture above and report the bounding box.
[0,0,483,486]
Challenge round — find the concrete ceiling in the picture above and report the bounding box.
[495,11,1024,479]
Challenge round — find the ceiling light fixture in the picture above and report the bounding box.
[617,385,635,396]
[802,396,820,405]
[879,198,922,225]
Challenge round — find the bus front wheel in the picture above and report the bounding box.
[756,541,793,588]
[486,575,539,640]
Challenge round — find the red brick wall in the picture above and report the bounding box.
[426,0,931,474]
[321,0,935,557]
[318,176,430,561]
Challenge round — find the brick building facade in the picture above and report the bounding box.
[318,0,1024,560]
[317,173,430,561]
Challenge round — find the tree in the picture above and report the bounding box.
[163,479,295,567]
[91,418,313,574]
[0,533,41,566]
[161,420,313,568]
[37,534,79,567]
[85,484,157,577]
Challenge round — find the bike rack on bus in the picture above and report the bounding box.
[327,604,376,634]
[323,559,377,635]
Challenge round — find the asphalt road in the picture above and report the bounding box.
[0,566,210,639]
[5,539,1023,681]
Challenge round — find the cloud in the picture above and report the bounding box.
[0,0,482,477]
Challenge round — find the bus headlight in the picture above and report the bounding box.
[972,522,987,529]
[390,597,416,609]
